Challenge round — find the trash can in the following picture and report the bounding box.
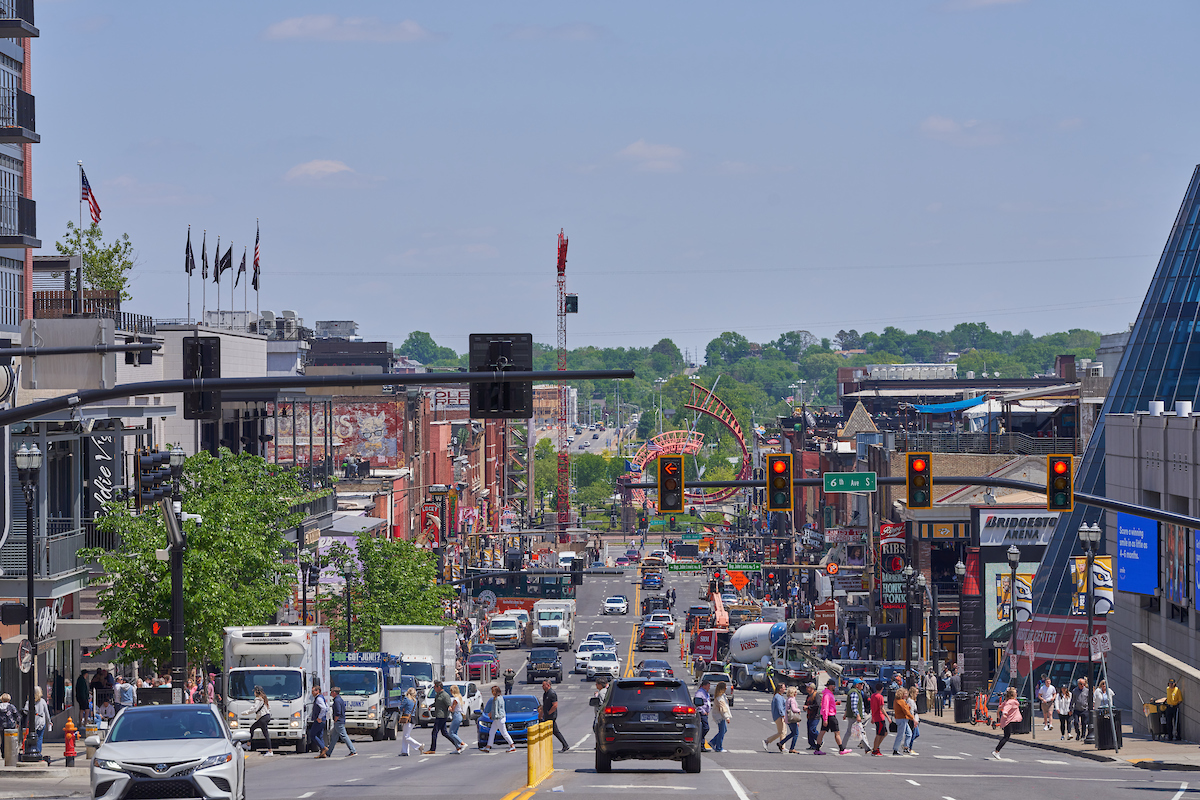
[954,692,972,723]
[915,691,928,715]
[1144,702,1167,740]
[1095,708,1123,750]
[1009,698,1032,735]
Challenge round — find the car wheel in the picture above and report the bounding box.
[372,724,385,741]
[682,752,702,773]
[596,750,612,773]
[297,740,307,754]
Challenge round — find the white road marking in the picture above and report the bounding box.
[298,794,314,799]
[959,752,972,756]
[728,768,1134,782]
[943,797,958,800]
[1172,783,1190,800]
[931,744,941,748]
[388,766,403,771]
[583,787,695,791]
[907,780,921,786]
[573,732,592,749]
[345,778,361,782]
[1036,760,1068,765]
[934,755,962,760]
[722,769,752,800]
[418,757,429,763]
[368,754,389,758]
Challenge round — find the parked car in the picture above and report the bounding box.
[603,596,629,615]
[591,679,701,773]
[442,681,484,724]
[467,653,500,681]
[477,695,541,746]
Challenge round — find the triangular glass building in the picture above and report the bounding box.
[1028,165,1200,665]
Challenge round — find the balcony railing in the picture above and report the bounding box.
[0,520,111,578]
[32,291,156,335]
[0,0,34,24]
[895,432,1080,456]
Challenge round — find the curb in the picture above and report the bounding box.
[1129,759,1200,772]
[921,717,1118,763]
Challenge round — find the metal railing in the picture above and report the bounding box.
[0,88,34,130]
[0,0,34,24]
[0,520,115,578]
[932,579,960,597]
[895,432,1080,456]
[32,292,156,334]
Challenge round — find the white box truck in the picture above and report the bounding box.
[379,625,457,727]
[223,626,331,753]
[531,599,576,650]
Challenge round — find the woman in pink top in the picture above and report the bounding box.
[814,680,850,755]
[992,688,1022,759]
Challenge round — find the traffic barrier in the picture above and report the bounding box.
[526,721,554,788]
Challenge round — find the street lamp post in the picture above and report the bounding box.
[15,443,42,761]
[1006,544,1020,689]
[917,572,927,669]
[343,567,355,649]
[954,559,966,671]
[902,564,915,673]
[1079,522,1102,745]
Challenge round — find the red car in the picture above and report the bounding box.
[467,653,499,680]
[625,550,641,563]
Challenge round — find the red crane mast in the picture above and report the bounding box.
[556,230,570,540]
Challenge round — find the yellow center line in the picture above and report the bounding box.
[625,570,641,677]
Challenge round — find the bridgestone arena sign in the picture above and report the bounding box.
[978,512,1060,547]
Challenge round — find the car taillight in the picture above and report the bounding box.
[671,706,696,715]
[605,706,628,714]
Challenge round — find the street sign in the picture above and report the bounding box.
[1009,653,1019,674]
[18,638,31,673]
[727,571,749,591]
[1023,639,1033,657]
[823,472,877,493]
[726,562,762,572]
[668,563,703,572]
[1090,632,1111,660]
[957,652,965,672]
[681,533,701,541]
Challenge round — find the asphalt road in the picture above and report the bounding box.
[27,566,1190,799]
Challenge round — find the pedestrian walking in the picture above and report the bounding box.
[427,681,453,753]
[76,669,91,723]
[814,680,850,755]
[324,687,358,757]
[892,686,915,756]
[992,688,1023,759]
[710,682,731,752]
[0,693,18,761]
[763,682,788,752]
[869,682,891,756]
[308,685,329,757]
[1054,684,1072,740]
[845,679,871,752]
[1093,679,1114,710]
[780,686,803,753]
[1157,678,1183,740]
[1037,675,1056,731]
[693,679,712,751]
[483,686,516,752]
[447,685,468,754]
[540,680,571,752]
[249,686,274,755]
[1070,678,1089,741]
[804,683,820,750]
[113,674,134,714]
[398,688,425,756]
[23,686,49,756]
[503,668,516,695]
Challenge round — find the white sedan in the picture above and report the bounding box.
[646,611,677,636]
[574,642,610,673]
[603,596,629,615]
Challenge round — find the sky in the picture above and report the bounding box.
[32,1,1200,360]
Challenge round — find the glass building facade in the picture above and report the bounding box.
[1028,165,1200,659]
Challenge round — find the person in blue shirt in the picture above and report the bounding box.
[763,682,788,752]
[323,687,357,757]
[308,685,329,757]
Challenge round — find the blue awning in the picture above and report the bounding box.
[910,396,988,414]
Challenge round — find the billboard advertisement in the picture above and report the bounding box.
[1069,555,1115,615]
[1116,512,1158,596]
[1165,524,1190,607]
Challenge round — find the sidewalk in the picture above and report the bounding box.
[922,708,1200,771]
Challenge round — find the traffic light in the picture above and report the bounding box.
[1047,454,1074,511]
[135,448,172,509]
[669,515,677,531]
[469,334,534,419]
[150,619,170,637]
[182,336,221,420]
[752,467,764,505]
[571,558,583,585]
[765,454,793,512]
[658,455,684,513]
[906,452,932,510]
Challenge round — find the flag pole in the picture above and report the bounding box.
[215,235,220,328]
[201,230,207,325]
[77,161,83,313]
[187,224,192,323]
[255,219,260,319]
[243,247,248,319]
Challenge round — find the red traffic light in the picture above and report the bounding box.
[1052,459,1069,475]
[911,458,927,473]
[771,459,787,474]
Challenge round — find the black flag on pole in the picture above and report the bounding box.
[235,248,246,288]
[219,245,233,277]
[212,236,221,283]
[200,231,208,280]
[185,227,195,275]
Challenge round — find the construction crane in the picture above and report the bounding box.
[556,230,570,542]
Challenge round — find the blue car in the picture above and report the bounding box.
[477,694,541,746]
[643,573,663,590]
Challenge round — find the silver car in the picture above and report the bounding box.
[89,704,249,800]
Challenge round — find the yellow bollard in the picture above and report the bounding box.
[525,721,554,788]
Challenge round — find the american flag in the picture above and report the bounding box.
[646,440,664,454]
[80,169,101,224]
[252,222,260,291]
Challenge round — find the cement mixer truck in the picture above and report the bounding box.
[724,620,841,692]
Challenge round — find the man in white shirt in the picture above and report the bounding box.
[1036,674,1057,731]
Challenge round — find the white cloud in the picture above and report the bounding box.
[919,115,1005,147]
[507,23,608,41]
[265,15,435,43]
[284,159,355,181]
[618,139,685,173]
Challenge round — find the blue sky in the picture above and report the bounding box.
[33,1,1200,358]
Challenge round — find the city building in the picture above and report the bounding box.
[533,383,577,427]
[0,6,38,335]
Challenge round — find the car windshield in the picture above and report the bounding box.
[485,697,539,716]
[401,661,434,682]
[578,643,602,652]
[227,669,303,701]
[606,597,624,604]
[538,610,565,621]
[530,649,558,661]
[329,669,379,696]
[490,620,518,630]
[591,652,617,662]
[107,707,225,742]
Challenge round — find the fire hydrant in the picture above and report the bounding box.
[62,718,78,767]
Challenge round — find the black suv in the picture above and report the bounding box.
[591,678,701,773]
[637,627,670,652]
[526,647,563,683]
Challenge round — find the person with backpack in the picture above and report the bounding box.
[249,686,274,755]
[0,693,18,760]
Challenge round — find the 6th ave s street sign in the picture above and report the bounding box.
[823,472,877,493]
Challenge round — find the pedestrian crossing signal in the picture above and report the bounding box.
[151,619,169,637]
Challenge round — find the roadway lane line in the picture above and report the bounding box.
[1036,760,1068,765]
[1171,783,1189,800]
[389,766,402,770]
[943,797,958,800]
[572,732,592,749]
[345,778,361,782]
[582,787,697,791]
[933,755,962,760]
[298,793,314,799]
[722,769,752,800]
[727,768,1139,782]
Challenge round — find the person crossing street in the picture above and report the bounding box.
[308,685,329,757]
[814,679,851,755]
[483,686,516,752]
[540,680,570,752]
[324,687,358,757]
[762,682,788,752]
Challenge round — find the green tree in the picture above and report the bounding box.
[54,221,136,300]
[81,450,317,668]
[705,332,751,366]
[397,331,457,365]
[318,533,452,651]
